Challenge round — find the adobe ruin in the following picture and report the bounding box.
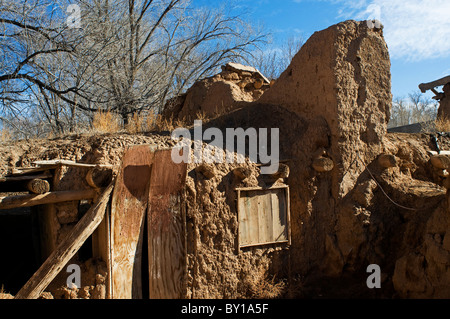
[2,20,450,299]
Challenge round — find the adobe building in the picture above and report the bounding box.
[2,20,450,299]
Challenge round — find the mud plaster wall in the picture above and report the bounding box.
[258,20,390,279]
[184,159,290,298]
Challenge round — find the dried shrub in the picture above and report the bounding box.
[126,112,144,134]
[0,128,11,142]
[92,110,121,134]
[242,267,286,299]
[435,117,450,132]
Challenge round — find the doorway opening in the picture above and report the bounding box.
[0,206,41,295]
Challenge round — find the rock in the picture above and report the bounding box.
[378,154,398,168]
[269,163,290,179]
[195,164,216,179]
[254,78,264,89]
[233,167,252,181]
[312,156,334,172]
[430,155,450,170]
[164,62,270,120]
[38,292,54,299]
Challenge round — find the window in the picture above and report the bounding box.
[237,185,290,249]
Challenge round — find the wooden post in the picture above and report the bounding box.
[14,183,114,299]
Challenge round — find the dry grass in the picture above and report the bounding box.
[90,109,195,135]
[435,117,450,132]
[0,128,11,142]
[242,267,286,299]
[195,110,209,122]
[126,112,145,134]
[92,110,121,134]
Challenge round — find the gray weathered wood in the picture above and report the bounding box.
[14,183,114,299]
[237,186,290,248]
[0,189,99,210]
[147,149,187,299]
[110,145,155,299]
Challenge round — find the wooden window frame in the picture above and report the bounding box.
[236,185,291,249]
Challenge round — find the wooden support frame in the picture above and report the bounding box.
[14,183,114,299]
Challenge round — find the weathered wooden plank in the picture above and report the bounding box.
[14,183,114,299]
[32,160,114,169]
[258,191,272,243]
[6,166,58,176]
[271,191,282,241]
[92,201,112,298]
[0,189,98,210]
[248,192,259,245]
[238,191,248,246]
[272,190,287,242]
[110,145,155,299]
[147,149,187,299]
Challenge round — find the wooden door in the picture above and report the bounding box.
[110,145,155,299]
[147,149,187,299]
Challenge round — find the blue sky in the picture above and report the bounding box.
[195,0,450,100]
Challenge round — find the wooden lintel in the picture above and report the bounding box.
[14,182,114,299]
[7,167,58,176]
[0,189,99,210]
[0,172,52,183]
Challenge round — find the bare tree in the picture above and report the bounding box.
[246,35,304,80]
[0,0,267,136]
[71,0,267,123]
[388,91,438,128]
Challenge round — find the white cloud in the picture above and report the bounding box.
[335,0,450,61]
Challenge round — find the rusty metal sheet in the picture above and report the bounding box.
[147,149,187,299]
[110,145,155,299]
[238,187,289,248]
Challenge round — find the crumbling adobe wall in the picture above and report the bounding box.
[257,20,392,279]
[163,63,271,122]
[193,20,450,298]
